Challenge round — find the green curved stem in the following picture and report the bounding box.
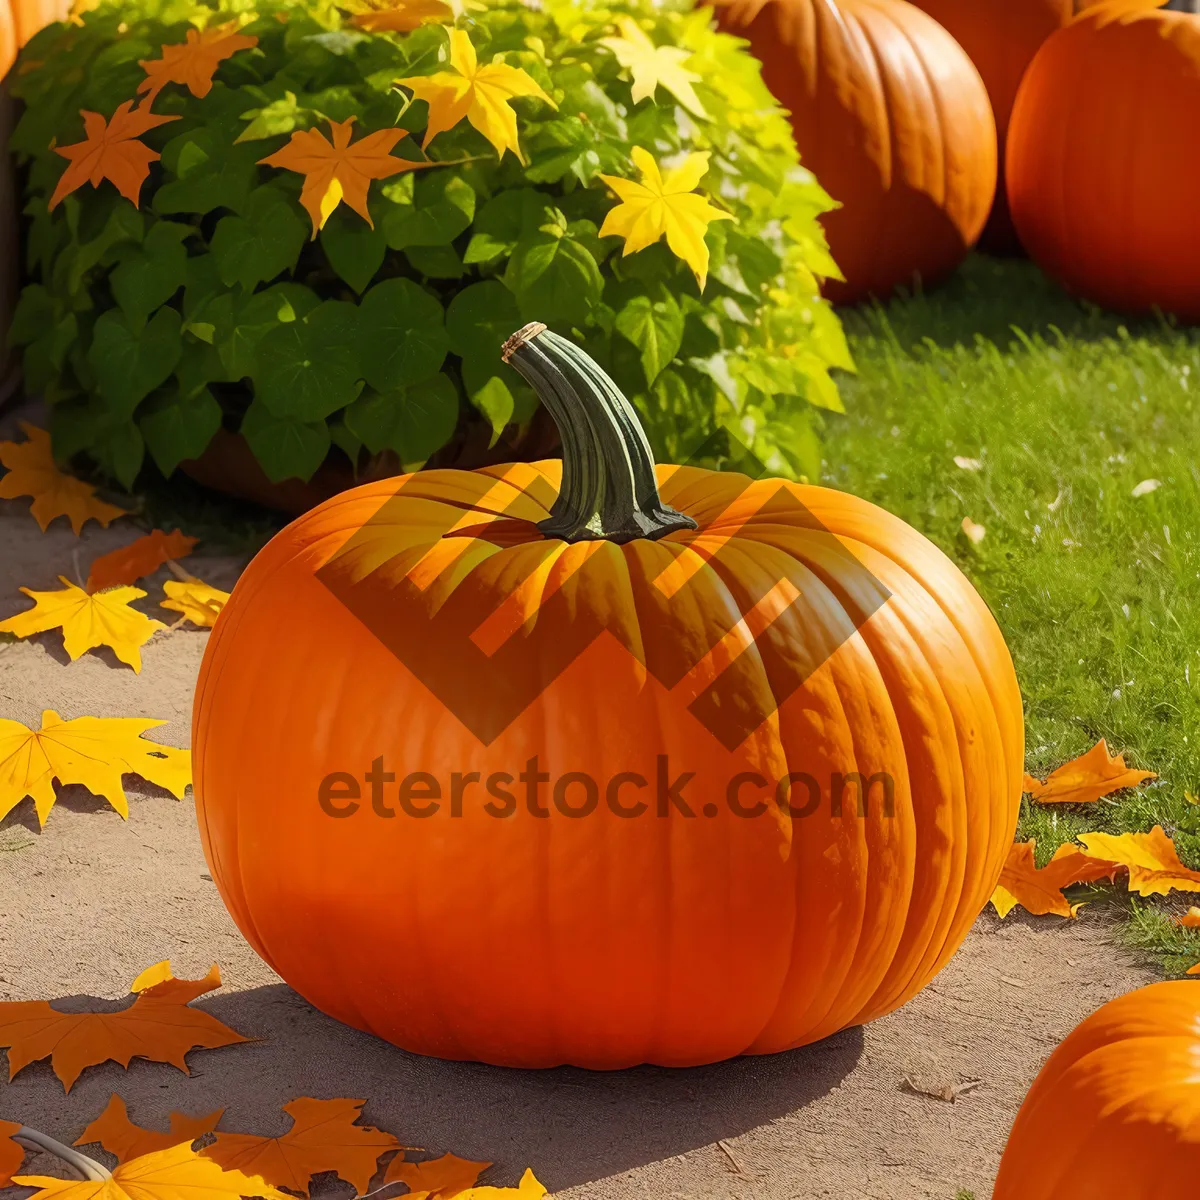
[14,1128,112,1181]
[502,322,698,544]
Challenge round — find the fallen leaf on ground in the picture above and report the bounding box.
[384,1150,491,1194]
[349,0,454,32]
[49,102,179,210]
[1078,826,1200,897]
[1025,739,1156,805]
[0,962,248,1091]
[1176,907,1200,928]
[88,530,198,592]
[1,1119,24,1186]
[1188,962,1200,976]
[160,579,230,628]
[901,1075,982,1104]
[16,1140,289,1200]
[960,516,986,545]
[0,425,127,534]
[397,28,556,163]
[990,840,1118,919]
[0,709,191,826]
[457,1168,546,1198]
[203,1098,400,1195]
[599,16,705,116]
[76,1095,223,1162]
[598,146,733,291]
[138,23,257,102]
[0,577,164,671]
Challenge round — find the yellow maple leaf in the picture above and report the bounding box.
[202,1099,401,1196]
[1024,738,1157,804]
[458,1168,547,1199]
[598,146,734,290]
[599,16,705,117]
[0,577,164,671]
[1078,826,1200,897]
[396,28,556,163]
[15,1141,290,1200]
[0,709,191,826]
[160,579,230,628]
[0,424,127,534]
[989,840,1117,919]
[348,0,455,33]
[76,1095,224,1164]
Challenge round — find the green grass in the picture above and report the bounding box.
[824,255,1200,971]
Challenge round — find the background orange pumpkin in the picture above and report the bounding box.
[1007,3,1200,321]
[908,0,1100,253]
[193,325,1023,1069]
[994,981,1200,1198]
[1,0,69,74]
[714,0,997,304]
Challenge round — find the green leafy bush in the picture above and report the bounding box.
[8,0,851,489]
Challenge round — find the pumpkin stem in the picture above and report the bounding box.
[13,1127,112,1181]
[502,322,698,544]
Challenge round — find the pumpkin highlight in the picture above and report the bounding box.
[193,325,1023,1069]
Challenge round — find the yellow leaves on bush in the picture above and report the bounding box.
[77,1096,223,1163]
[161,579,230,628]
[0,425,127,534]
[1024,739,1157,805]
[384,1151,491,1195]
[203,1098,401,1195]
[88,530,198,592]
[0,963,247,1091]
[259,117,425,237]
[138,23,258,104]
[16,1141,289,1200]
[397,29,556,163]
[598,147,734,291]
[599,16,705,117]
[0,578,164,672]
[991,840,1117,919]
[349,0,454,33]
[0,710,191,826]
[48,102,180,211]
[1,1119,24,1187]
[1077,827,1200,897]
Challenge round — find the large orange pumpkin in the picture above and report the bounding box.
[1008,4,1200,320]
[1,0,69,75]
[994,981,1200,1198]
[193,324,1023,1069]
[714,0,997,305]
[908,1,1101,253]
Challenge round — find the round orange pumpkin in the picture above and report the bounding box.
[714,0,997,304]
[1008,4,1200,320]
[1,0,69,75]
[994,981,1200,1198]
[193,324,1023,1069]
[908,1,1102,253]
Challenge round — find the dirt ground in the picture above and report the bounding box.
[0,404,1159,1200]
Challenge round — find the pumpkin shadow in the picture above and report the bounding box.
[183,984,864,1192]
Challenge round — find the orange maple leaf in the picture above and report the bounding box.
[350,0,455,32]
[1024,739,1157,805]
[76,1095,224,1162]
[1078,826,1200,897]
[138,23,259,102]
[0,424,127,534]
[202,1098,401,1195]
[990,839,1119,919]
[1176,906,1200,928]
[1189,961,1200,976]
[87,529,199,592]
[49,101,179,211]
[1,1119,24,1187]
[258,117,425,237]
[383,1151,491,1194]
[0,962,248,1091]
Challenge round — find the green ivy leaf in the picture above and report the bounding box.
[154,127,261,216]
[614,291,683,387]
[211,187,307,291]
[8,286,54,348]
[356,277,448,392]
[254,299,363,421]
[217,284,322,379]
[470,375,515,445]
[504,234,602,329]
[381,172,475,250]
[344,373,459,463]
[320,208,387,294]
[87,307,183,416]
[109,220,191,331]
[236,90,305,142]
[405,244,464,279]
[139,386,223,476]
[446,279,521,365]
[241,399,332,483]
[463,189,553,265]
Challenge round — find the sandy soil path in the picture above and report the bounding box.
[0,408,1158,1200]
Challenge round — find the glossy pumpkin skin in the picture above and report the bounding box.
[194,460,1023,1069]
[1,0,69,75]
[715,0,997,304]
[908,1,1099,253]
[1008,5,1200,320]
[994,981,1200,1198]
